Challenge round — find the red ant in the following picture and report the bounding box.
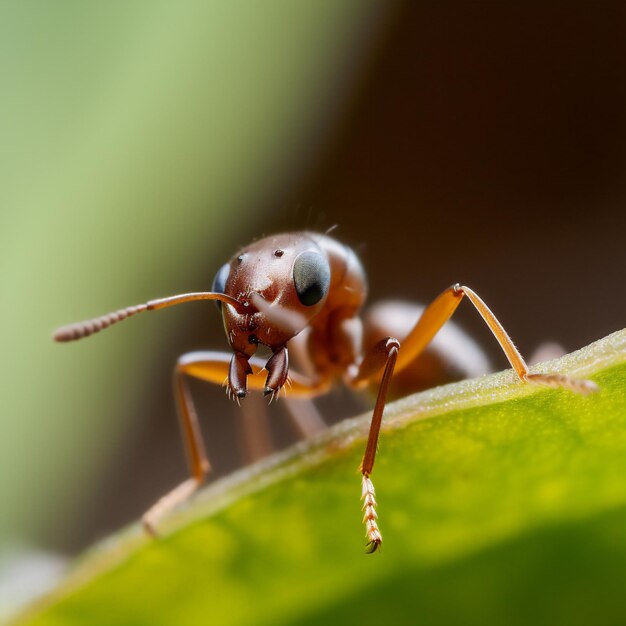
[54,231,597,552]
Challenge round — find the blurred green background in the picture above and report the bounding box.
[0,0,388,553]
[1,0,625,587]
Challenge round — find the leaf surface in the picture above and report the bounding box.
[19,330,626,626]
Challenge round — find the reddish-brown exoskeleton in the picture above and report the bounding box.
[54,231,597,552]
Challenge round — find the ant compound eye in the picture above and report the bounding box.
[211,262,231,311]
[293,251,331,306]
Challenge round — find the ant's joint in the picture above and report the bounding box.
[385,337,400,351]
[452,283,462,295]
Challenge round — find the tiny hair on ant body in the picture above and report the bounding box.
[54,230,597,552]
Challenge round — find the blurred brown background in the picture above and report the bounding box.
[2,1,624,555]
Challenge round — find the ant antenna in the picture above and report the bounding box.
[53,292,246,342]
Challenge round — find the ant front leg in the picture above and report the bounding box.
[143,350,258,533]
[349,337,401,553]
[141,352,225,535]
[142,350,331,535]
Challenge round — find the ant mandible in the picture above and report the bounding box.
[54,231,597,553]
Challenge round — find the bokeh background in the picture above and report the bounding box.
[1,0,624,570]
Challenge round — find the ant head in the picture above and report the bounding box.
[212,233,330,355]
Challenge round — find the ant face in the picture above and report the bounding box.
[212,233,331,356]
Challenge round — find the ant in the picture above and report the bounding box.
[54,231,597,553]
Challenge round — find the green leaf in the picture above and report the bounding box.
[18,330,626,626]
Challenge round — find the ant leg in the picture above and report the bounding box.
[349,338,401,553]
[141,353,218,535]
[236,393,274,464]
[350,285,597,552]
[394,285,597,394]
[283,329,327,438]
[362,301,490,395]
[283,398,326,439]
[237,397,327,463]
[143,351,331,534]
